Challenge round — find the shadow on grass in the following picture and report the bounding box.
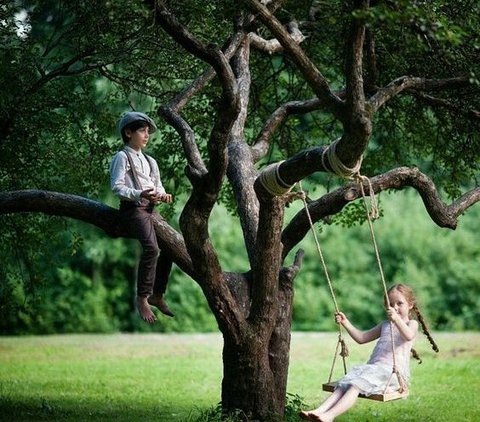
[0,397,192,422]
[0,392,309,422]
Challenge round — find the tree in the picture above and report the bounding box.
[1,0,479,419]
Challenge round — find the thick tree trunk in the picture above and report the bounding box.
[222,337,280,418]
[222,334,287,419]
[221,279,294,419]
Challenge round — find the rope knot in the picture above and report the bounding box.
[321,138,379,220]
[339,336,349,358]
[394,369,408,393]
[357,175,380,220]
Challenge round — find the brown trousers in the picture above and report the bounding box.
[120,201,172,297]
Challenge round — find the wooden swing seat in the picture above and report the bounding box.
[322,382,409,402]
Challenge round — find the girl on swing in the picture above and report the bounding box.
[300,283,438,422]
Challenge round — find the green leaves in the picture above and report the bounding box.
[1,1,479,335]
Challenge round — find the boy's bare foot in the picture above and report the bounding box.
[136,296,156,324]
[148,294,175,317]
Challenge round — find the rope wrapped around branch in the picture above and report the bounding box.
[258,160,295,196]
[323,139,379,218]
[322,139,363,180]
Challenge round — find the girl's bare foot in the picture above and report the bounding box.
[147,294,174,317]
[136,296,156,324]
[298,411,324,421]
[315,412,332,422]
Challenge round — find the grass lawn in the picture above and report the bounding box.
[0,332,479,421]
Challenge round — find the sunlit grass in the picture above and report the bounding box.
[0,332,479,421]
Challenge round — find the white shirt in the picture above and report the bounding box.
[109,146,166,202]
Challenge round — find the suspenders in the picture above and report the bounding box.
[122,149,156,206]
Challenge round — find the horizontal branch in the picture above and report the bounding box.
[0,190,194,277]
[369,76,471,113]
[25,48,96,96]
[281,167,480,258]
[410,91,480,122]
[0,190,117,233]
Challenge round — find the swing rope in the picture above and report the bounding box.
[258,139,407,394]
[324,141,408,394]
[298,181,349,380]
[356,178,407,393]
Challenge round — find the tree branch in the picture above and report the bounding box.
[159,107,207,180]
[0,190,194,276]
[151,1,236,96]
[250,195,286,326]
[226,37,261,265]
[281,167,480,259]
[345,0,368,116]
[251,92,345,162]
[241,0,344,118]
[149,2,241,188]
[364,28,378,93]
[25,48,96,96]
[336,1,373,165]
[166,32,246,113]
[158,32,247,179]
[251,98,324,162]
[410,91,480,123]
[147,0,240,195]
[369,76,471,113]
[249,21,306,54]
[144,2,245,337]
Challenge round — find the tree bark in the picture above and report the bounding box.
[222,270,296,419]
[222,328,287,419]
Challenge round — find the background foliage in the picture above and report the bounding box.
[0,1,479,334]
[1,190,478,334]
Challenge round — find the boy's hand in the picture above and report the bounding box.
[140,188,157,202]
[158,193,173,203]
[141,189,173,204]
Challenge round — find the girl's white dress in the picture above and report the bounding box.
[336,321,415,395]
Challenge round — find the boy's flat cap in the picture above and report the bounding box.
[117,111,158,134]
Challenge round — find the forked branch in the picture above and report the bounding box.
[242,0,344,118]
